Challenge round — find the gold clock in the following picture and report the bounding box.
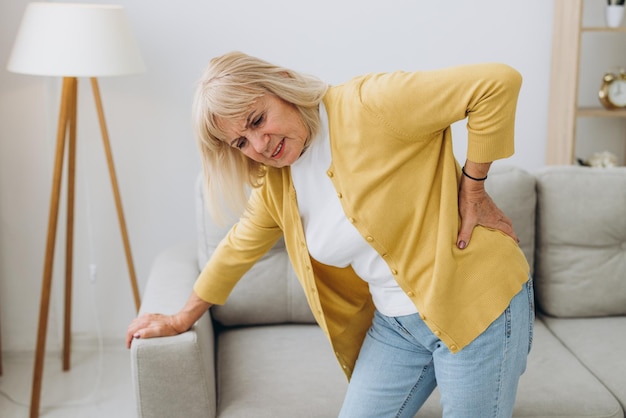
[599,69,626,109]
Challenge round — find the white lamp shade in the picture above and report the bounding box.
[7,2,145,77]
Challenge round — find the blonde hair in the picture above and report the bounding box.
[193,51,328,223]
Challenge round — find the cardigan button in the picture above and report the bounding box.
[349,217,356,223]
[366,236,374,242]
[326,170,334,177]
[434,330,441,337]
[406,291,415,297]
[450,345,458,351]
[337,192,343,198]
[391,269,398,275]
[419,313,426,320]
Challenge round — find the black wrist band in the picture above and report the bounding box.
[462,166,488,181]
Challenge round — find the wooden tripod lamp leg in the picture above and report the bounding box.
[90,78,141,312]
[63,77,78,372]
[30,77,77,418]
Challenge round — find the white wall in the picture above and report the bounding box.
[0,0,557,352]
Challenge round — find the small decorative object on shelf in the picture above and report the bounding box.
[598,68,626,109]
[577,151,619,167]
[606,0,625,27]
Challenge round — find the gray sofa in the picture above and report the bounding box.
[130,165,626,418]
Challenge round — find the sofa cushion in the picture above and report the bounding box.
[195,175,315,326]
[485,165,537,273]
[542,315,626,413]
[534,166,626,317]
[415,319,623,418]
[216,324,348,417]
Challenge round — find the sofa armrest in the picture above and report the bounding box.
[130,243,216,418]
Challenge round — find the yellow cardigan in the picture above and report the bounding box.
[194,63,529,379]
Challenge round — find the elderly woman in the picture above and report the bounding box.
[127,51,533,418]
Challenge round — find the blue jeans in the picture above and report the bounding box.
[339,277,534,418]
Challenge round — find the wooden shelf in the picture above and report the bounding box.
[547,0,626,164]
[578,107,626,117]
[582,26,626,32]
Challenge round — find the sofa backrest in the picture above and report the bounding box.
[196,165,538,327]
[534,166,626,318]
[485,165,537,272]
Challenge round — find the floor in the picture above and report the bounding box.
[0,346,134,418]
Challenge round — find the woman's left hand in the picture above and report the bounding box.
[456,165,518,249]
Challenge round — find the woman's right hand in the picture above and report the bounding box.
[126,291,212,349]
[126,312,187,349]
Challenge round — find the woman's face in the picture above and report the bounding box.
[219,94,308,168]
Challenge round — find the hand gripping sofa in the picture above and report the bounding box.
[130,165,626,418]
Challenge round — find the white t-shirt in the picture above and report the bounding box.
[291,104,417,317]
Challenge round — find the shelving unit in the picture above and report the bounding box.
[547,0,626,164]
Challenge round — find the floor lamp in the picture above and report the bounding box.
[7,3,145,417]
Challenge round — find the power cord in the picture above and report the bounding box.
[0,277,105,408]
[0,144,105,409]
